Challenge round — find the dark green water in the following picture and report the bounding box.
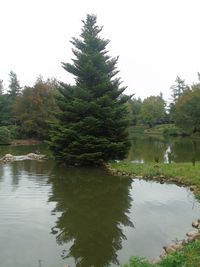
[128,135,200,163]
[0,144,200,267]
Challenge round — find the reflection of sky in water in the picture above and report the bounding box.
[0,162,66,267]
[118,179,200,263]
[164,145,171,163]
[131,159,144,163]
[0,161,200,267]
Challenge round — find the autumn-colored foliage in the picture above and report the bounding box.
[14,78,59,139]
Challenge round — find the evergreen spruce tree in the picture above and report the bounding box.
[169,76,189,122]
[49,14,131,165]
[0,80,4,95]
[170,76,188,103]
[8,71,21,97]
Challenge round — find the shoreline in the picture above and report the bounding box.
[107,161,200,199]
[106,161,200,266]
[11,139,42,146]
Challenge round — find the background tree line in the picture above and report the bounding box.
[1,71,200,145]
[0,71,59,143]
[127,74,200,136]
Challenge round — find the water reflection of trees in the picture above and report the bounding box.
[128,135,200,164]
[128,135,168,163]
[0,144,44,158]
[2,160,55,188]
[48,167,133,267]
[0,163,4,183]
[169,138,200,163]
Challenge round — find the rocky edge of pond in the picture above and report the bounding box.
[105,164,199,195]
[0,153,46,163]
[160,219,200,258]
[105,164,200,262]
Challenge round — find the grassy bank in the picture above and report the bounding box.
[134,124,200,138]
[144,124,170,136]
[110,161,200,199]
[108,161,200,266]
[123,240,200,267]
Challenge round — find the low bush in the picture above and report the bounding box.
[8,125,24,139]
[163,126,189,137]
[0,126,12,144]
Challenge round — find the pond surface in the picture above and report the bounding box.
[0,146,200,267]
[128,134,200,163]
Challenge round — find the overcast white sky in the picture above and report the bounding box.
[1,0,200,100]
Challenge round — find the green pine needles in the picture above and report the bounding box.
[49,14,131,166]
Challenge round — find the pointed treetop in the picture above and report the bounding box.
[170,75,188,102]
[69,14,110,54]
[8,71,21,97]
[81,14,102,38]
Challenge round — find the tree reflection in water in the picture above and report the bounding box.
[128,135,200,164]
[48,167,133,267]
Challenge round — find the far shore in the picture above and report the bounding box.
[11,139,42,146]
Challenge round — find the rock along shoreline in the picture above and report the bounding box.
[0,153,46,163]
[105,163,200,261]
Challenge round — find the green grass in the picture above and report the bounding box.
[129,125,147,135]
[144,124,172,136]
[109,161,200,266]
[123,240,200,267]
[110,161,200,199]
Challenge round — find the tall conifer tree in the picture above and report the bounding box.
[8,71,21,97]
[49,14,131,165]
[0,80,4,95]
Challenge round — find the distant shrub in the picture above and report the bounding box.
[0,126,12,144]
[8,125,24,139]
[163,126,189,137]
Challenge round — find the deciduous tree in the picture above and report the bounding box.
[14,78,59,138]
[175,85,200,133]
[139,96,166,127]
[127,97,142,125]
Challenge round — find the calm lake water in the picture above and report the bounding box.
[0,140,200,267]
[128,135,200,163]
